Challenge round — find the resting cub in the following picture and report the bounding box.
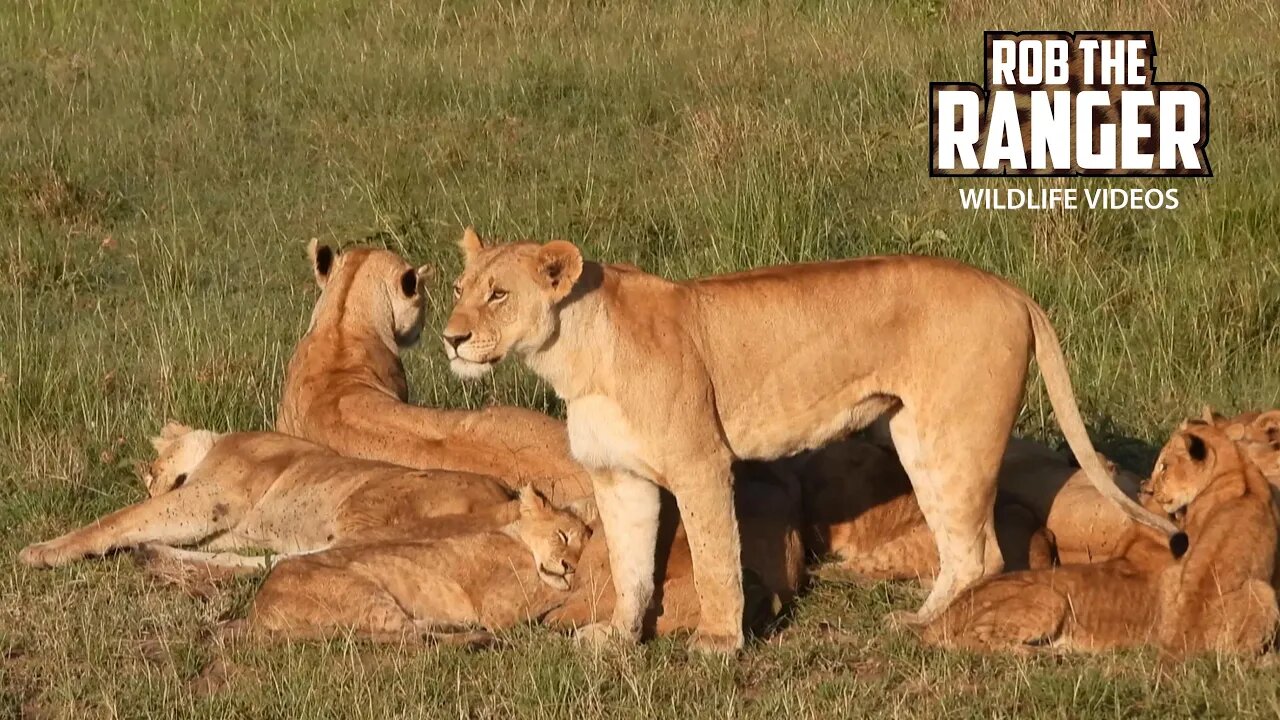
[234,486,592,642]
[1149,421,1279,658]
[276,241,590,503]
[921,422,1280,657]
[1204,408,1280,486]
[801,435,1141,581]
[18,423,510,568]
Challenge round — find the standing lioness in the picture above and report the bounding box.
[441,228,1175,654]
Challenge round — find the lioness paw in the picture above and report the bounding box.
[18,541,72,568]
[690,630,743,657]
[574,622,632,650]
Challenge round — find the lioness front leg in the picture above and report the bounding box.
[577,468,662,647]
[19,485,244,568]
[669,453,744,655]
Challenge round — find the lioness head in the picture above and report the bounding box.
[441,228,583,379]
[141,421,220,496]
[512,485,595,591]
[307,239,434,348]
[1146,421,1238,518]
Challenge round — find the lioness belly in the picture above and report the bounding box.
[722,391,896,460]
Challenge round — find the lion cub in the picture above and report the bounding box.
[1148,421,1279,658]
[235,486,593,642]
[921,422,1280,657]
[1205,408,1280,486]
[18,423,510,568]
[801,435,1141,582]
[276,241,590,503]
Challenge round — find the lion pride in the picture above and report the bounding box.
[441,227,1175,654]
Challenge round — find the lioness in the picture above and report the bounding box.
[231,486,593,642]
[1148,421,1279,658]
[441,228,1175,653]
[18,424,511,568]
[277,240,590,502]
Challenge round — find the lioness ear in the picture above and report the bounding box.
[308,238,336,288]
[1201,405,1223,425]
[537,240,584,302]
[518,485,548,514]
[458,227,485,266]
[565,497,599,526]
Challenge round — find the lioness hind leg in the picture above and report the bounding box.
[668,455,744,655]
[889,407,1009,624]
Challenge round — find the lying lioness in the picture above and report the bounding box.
[1149,421,1279,658]
[277,241,590,503]
[231,486,593,642]
[922,422,1279,657]
[18,424,511,568]
[441,228,1175,653]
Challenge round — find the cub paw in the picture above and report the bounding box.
[690,629,743,657]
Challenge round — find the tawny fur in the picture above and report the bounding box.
[545,462,806,637]
[1204,407,1280,487]
[921,422,1280,657]
[276,241,590,503]
[237,487,593,642]
[918,502,1176,653]
[18,426,512,568]
[1149,422,1280,658]
[441,228,1174,653]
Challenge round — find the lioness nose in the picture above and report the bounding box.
[443,331,471,349]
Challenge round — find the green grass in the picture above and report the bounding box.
[2,0,1279,716]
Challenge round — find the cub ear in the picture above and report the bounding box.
[308,238,336,288]
[537,240,584,302]
[517,485,548,514]
[160,420,193,439]
[458,227,486,266]
[1201,405,1224,425]
[1185,432,1209,463]
[565,497,599,526]
[399,264,435,298]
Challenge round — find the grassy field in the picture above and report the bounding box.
[3,0,1279,716]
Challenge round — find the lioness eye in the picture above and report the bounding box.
[557,530,568,544]
[452,285,462,299]
[488,288,508,303]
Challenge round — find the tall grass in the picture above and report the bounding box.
[2,1,1278,717]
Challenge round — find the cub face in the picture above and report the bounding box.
[513,485,595,591]
[442,228,583,379]
[1208,409,1280,484]
[142,421,219,496]
[307,240,433,348]
[1146,422,1230,517]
